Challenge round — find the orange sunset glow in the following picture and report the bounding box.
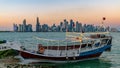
[0,0,120,31]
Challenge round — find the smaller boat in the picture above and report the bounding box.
[13,32,112,63]
[0,40,19,58]
[0,40,10,51]
[0,40,6,44]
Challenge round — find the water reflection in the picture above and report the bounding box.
[4,59,111,68]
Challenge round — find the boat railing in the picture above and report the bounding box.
[66,31,110,35]
[79,36,111,52]
[34,31,111,46]
[35,36,100,47]
[33,33,111,57]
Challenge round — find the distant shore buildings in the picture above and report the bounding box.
[13,19,33,32]
[13,17,110,32]
[110,28,119,32]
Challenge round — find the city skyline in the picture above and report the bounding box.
[0,0,120,31]
[13,17,110,32]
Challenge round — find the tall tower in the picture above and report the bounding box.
[23,19,26,32]
[36,17,40,32]
[13,24,18,32]
[70,19,75,32]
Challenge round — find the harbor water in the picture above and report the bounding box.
[0,32,120,68]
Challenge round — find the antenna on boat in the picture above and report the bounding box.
[98,17,108,32]
[102,17,110,33]
[101,17,106,29]
[102,17,106,25]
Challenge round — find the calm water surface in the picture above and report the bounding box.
[0,32,120,68]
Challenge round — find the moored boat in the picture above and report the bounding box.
[14,32,112,63]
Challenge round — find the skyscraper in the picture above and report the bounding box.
[13,19,33,32]
[76,21,81,32]
[36,17,41,32]
[69,19,75,32]
[18,24,23,32]
[27,24,33,32]
[23,19,26,32]
[13,24,18,32]
[64,19,68,32]
[60,22,63,32]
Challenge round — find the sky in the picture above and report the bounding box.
[0,0,120,31]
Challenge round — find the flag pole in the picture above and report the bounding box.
[102,17,106,31]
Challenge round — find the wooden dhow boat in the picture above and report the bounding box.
[13,32,112,63]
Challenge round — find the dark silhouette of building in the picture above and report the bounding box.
[13,19,33,32]
[36,17,41,32]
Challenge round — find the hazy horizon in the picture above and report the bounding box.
[0,0,120,31]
